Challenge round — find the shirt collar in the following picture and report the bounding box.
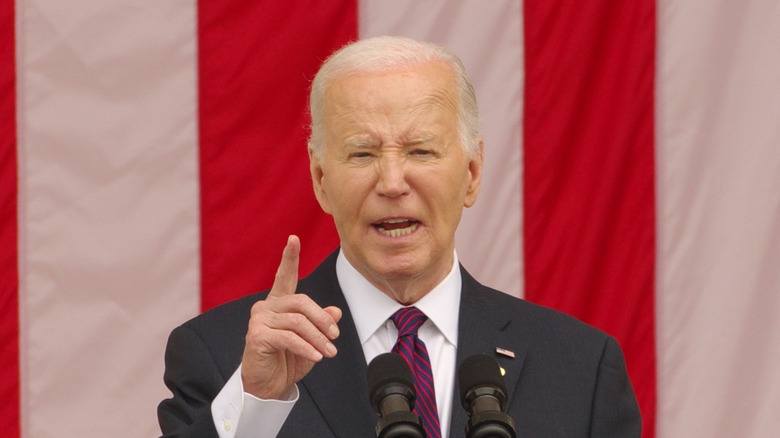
[336,249,461,347]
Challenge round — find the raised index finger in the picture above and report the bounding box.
[268,235,300,298]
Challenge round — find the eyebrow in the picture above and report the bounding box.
[405,135,435,145]
[343,138,375,148]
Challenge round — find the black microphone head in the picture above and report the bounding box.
[368,353,425,438]
[367,353,416,409]
[458,353,508,410]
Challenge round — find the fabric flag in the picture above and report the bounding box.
[2,1,779,437]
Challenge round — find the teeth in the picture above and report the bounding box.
[377,221,418,237]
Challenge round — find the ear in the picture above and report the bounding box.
[309,147,332,214]
[464,136,484,208]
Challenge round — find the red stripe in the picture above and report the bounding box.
[413,355,434,382]
[198,1,357,310]
[523,1,657,436]
[0,0,19,436]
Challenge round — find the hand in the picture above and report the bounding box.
[241,235,342,399]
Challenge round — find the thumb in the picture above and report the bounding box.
[323,306,342,339]
[323,306,342,323]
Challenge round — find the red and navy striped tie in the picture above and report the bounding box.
[391,306,441,438]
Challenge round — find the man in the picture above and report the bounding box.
[158,36,641,437]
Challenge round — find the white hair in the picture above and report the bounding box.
[308,36,481,161]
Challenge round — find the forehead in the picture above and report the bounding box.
[323,62,458,119]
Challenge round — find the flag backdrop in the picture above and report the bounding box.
[2,1,779,437]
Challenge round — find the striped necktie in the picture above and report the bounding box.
[391,306,441,438]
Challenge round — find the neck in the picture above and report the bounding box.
[372,275,443,305]
[343,250,456,305]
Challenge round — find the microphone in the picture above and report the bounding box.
[367,352,425,438]
[458,354,516,438]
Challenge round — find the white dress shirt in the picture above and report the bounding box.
[211,251,462,437]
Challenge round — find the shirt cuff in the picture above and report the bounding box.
[211,363,299,438]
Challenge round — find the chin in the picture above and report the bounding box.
[369,259,423,280]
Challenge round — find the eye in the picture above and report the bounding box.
[349,151,374,159]
[410,148,436,158]
[347,150,376,164]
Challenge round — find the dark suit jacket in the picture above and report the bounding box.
[158,250,641,437]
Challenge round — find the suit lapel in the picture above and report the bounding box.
[449,267,529,438]
[296,251,377,437]
[293,255,531,437]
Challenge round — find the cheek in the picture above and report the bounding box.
[438,168,470,201]
[428,171,471,222]
[322,171,367,218]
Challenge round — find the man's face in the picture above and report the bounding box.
[310,61,483,303]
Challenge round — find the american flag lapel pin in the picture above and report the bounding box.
[496,347,515,358]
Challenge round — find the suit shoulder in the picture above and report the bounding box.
[467,277,613,348]
[176,290,269,345]
[499,286,604,327]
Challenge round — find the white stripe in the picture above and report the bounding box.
[16,1,200,436]
[359,0,525,298]
[657,0,780,436]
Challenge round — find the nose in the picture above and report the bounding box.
[375,154,410,198]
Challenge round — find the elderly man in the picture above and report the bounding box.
[158,36,641,437]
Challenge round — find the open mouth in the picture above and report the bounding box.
[373,218,419,237]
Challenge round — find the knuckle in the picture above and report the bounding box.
[317,311,333,326]
[246,319,267,338]
[289,313,307,327]
[279,330,298,345]
[250,299,270,314]
[290,294,307,306]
